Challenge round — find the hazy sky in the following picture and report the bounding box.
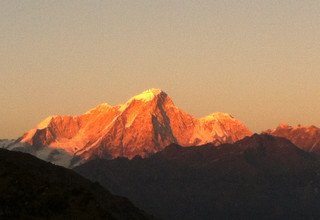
[1,0,320,138]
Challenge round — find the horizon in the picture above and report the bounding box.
[1,1,320,138]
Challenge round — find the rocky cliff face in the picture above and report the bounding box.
[19,89,252,162]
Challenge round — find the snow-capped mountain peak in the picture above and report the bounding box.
[130,88,165,102]
[16,89,252,165]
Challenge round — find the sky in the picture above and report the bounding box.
[1,0,320,138]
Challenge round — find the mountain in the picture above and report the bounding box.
[75,134,320,220]
[0,148,151,219]
[14,89,251,166]
[265,124,320,154]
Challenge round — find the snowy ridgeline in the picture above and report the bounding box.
[0,139,84,168]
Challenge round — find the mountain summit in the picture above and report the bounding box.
[18,89,252,164]
[129,88,165,102]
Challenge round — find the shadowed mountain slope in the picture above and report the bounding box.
[75,134,320,220]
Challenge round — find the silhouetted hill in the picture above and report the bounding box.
[75,134,320,220]
[0,148,151,220]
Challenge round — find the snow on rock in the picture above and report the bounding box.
[0,139,84,168]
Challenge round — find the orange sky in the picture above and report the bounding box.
[1,1,320,138]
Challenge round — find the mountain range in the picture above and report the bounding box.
[1,89,320,169]
[2,89,320,219]
[1,89,252,167]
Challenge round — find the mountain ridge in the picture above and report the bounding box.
[75,134,320,220]
[16,89,252,164]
